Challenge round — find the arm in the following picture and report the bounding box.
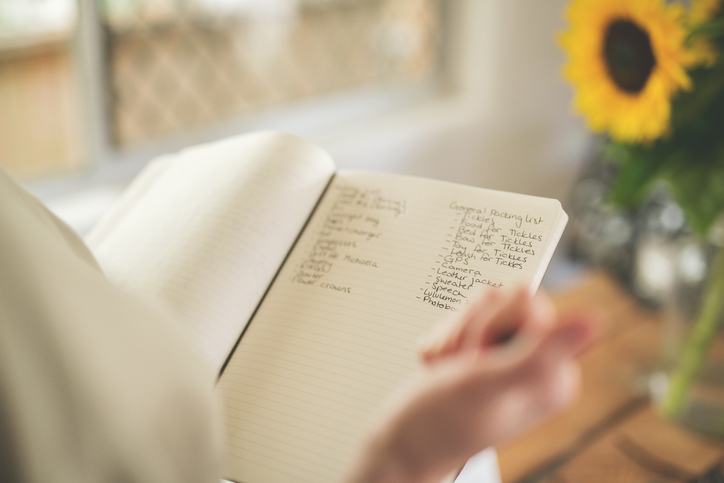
[0,169,220,483]
[345,288,597,483]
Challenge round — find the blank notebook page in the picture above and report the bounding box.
[217,171,567,483]
[88,132,335,371]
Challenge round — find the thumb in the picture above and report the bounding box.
[462,314,597,391]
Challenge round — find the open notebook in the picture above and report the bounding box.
[87,131,567,483]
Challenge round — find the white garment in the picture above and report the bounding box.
[0,168,221,483]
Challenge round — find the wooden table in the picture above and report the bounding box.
[496,272,724,483]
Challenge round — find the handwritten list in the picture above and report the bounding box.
[291,183,407,294]
[419,202,549,312]
[218,171,566,483]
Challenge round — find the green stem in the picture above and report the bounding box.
[660,245,724,419]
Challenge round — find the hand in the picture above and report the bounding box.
[345,287,597,483]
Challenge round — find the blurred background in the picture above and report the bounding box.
[6,2,724,476]
[1,0,592,285]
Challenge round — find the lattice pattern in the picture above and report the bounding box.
[104,0,443,146]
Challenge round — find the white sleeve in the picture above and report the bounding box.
[0,168,221,483]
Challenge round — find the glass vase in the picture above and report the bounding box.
[648,235,724,437]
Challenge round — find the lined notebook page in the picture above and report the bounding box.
[87,132,335,371]
[217,171,567,483]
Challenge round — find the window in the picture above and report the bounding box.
[0,0,447,182]
[102,0,444,147]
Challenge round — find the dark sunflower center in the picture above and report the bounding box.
[603,20,656,94]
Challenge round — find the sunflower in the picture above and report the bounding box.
[560,0,696,143]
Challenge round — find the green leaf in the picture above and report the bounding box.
[606,143,667,207]
[671,62,724,130]
[687,19,724,44]
[663,153,724,238]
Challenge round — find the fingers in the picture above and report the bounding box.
[359,310,599,479]
[518,316,598,415]
[528,315,598,365]
[505,314,597,406]
[474,288,557,351]
[421,287,557,365]
[460,288,529,352]
[448,314,598,445]
[458,312,598,401]
[420,288,501,363]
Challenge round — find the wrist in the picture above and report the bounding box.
[345,426,420,483]
[346,421,459,483]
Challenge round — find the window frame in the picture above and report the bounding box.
[26,0,497,207]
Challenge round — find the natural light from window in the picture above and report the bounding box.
[0,0,443,181]
[0,0,84,179]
